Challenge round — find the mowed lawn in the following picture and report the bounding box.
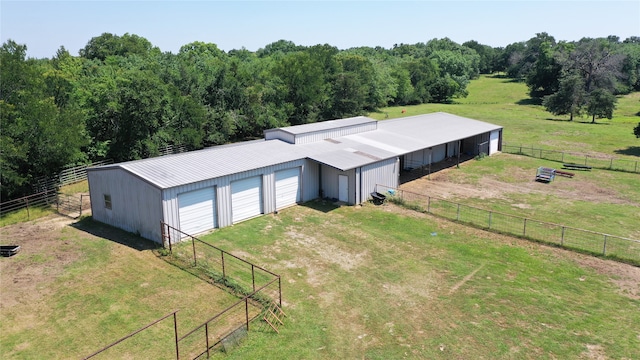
[199,202,640,359]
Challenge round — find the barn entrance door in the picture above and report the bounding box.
[231,176,263,223]
[178,187,216,237]
[275,168,301,210]
[338,174,348,202]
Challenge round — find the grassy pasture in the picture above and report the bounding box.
[371,75,640,159]
[197,202,640,359]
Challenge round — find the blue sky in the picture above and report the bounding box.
[2,1,639,58]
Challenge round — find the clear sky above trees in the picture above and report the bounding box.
[2,0,639,59]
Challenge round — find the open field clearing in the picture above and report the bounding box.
[198,201,640,359]
[371,75,640,161]
[400,153,640,241]
[1,202,639,359]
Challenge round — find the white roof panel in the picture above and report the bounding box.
[90,140,307,189]
[90,112,502,186]
[272,116,376,135]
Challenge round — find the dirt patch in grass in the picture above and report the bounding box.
[0,215,80,309]
[401,159,637,207]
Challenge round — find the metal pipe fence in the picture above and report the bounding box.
[0,191,57,218]
[502,143,639,173]
[83,224,283,359]
[376,184,640,264]
[161,221,282,306]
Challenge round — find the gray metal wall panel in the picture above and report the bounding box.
[447,141,458,157]
[265,130,295,144]
[320,166,355,204]
[362,157,399,202]
[294,123,378,144]
[303,160,320,202]
[432,144,447,163]
[162,159,307,236]
[263,172,276,214]
[88,168,162,242]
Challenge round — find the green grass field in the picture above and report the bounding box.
[197,202,640,359]
[370,75,640,160]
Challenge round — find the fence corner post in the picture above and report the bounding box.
[603,235,608,256]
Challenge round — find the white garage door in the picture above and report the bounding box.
[232,176,263,223]
[275,168,301,210]
[490,130,500,155]
[178,187,216,236]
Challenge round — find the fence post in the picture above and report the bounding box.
[221,252,226,278]
[427,196,431,213]
[26,198,30,220]
[523,218,527,237]
[192,238,197,267]
[456,204,460,221]
[174,312,180,360]
[603,235,608,256]
[251,265,256,292]
[245,298,250,332]
[205,323,210,358]
[278,276,282,307]
[488,211,492,229]
[561,226,565,246]
[609,158,613,170]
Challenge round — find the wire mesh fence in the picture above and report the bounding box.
[375,184,640,264]
[502,143,639,173]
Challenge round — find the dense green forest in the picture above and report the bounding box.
[1,33,639,200]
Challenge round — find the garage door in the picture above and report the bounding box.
[275,168,301,210]
[178,187,216,236]
[231,176,263,223]
[490,130,500,155]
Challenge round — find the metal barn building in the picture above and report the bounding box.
[88,112,502,244]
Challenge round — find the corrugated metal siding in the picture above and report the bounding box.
[162,159,308,234]
[447,141,458,157]
[264,130,295,144]
[303,160,320,201]
[362,157,399,202]
[88,168,163,242]
[320,166,355,203]
[275,168,301,209]
[294,123,378,144]
[432,144,447,163]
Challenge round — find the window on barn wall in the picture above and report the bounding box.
[104,194,112,210]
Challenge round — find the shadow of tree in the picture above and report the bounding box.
[516,98,542,106]
[614,146,640,157]
[72,217,158,251]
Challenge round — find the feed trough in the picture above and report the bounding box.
[1,245,21,257]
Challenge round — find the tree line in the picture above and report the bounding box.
[1,33,639,200]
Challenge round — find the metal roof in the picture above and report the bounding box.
[303,112,502,170]
[267,116,376,135]
[89,139,308,189]
[90,112,502,188]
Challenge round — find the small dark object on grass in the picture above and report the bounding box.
[1,245,21,257]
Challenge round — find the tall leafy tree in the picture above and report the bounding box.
[543,72,586,121]
[585,88,617,123]
[1,40,87,199]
